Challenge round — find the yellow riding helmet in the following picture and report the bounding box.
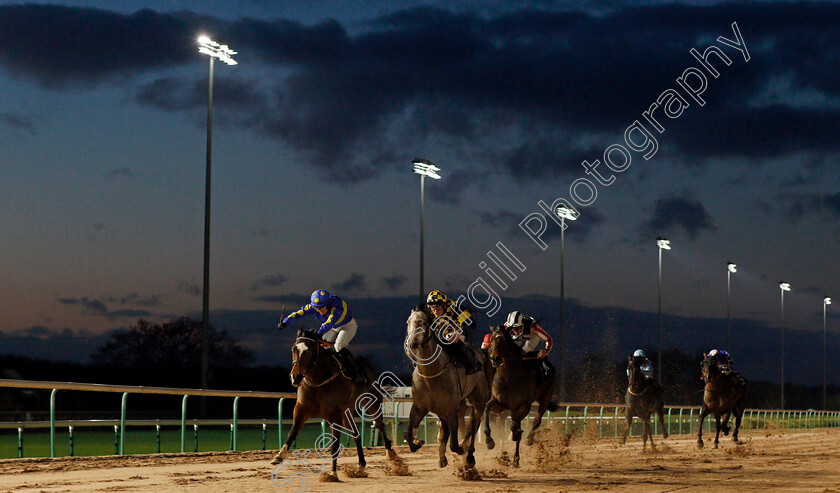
[426,289,449,306]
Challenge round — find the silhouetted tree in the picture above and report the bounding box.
[91,317,254,387]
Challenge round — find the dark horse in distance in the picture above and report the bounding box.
[270,329,397,474]
[620,355,668,451]
[485,324,559,467]
[697,352,747,448]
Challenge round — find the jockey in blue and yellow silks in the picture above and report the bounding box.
[426,289,483,374]
[279,289,367,384]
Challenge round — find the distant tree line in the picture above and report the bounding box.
[2,317,838,419]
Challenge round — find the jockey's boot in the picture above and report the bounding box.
[455,341,482,375]
[338,348,369,385]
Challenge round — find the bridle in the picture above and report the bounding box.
[627,360,651,396]
[405,310,451,378]
[292,335,342,387]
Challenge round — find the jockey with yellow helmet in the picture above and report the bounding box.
[279,289,367,384]
[426,289,483,374]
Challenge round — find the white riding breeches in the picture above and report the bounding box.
[321,319,357,352]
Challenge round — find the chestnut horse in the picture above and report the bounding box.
[270,329,396,474]
[697,352,747,448]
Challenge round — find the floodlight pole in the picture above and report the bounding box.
[413,159,442,302]
[824,297,831,410]
[556,206,577,402]
[779,282,790,409]
[727,262,736,351]
[656,238,670,385]
[197,36,237,391]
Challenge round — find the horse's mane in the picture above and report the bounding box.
[296,328,322,340]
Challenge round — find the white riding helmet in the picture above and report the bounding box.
[633,349,646,358]
[709,349,719,357]
[505,311,524,328]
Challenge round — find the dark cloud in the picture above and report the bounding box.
[480,207,605,242]
[249,274,288,292]
[644,196,716,239]
[178,282,201,297]
[106,167,133,178]
[0,112,36,134]
[427,169,476,205]
[57,295,156,319]
[382,275,407,290]
[783,192,840,220]
[0,5,194,87]
[3,3,840,183]
[58,297,108,315]
[251,293,309,305]
[331,272,367,295]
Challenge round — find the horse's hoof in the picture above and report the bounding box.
[486,439,496,451]
[439,457,448,468]
[525,436,535,446]
[453,445,465,455]
[270,455,283,465]
[663,431,670,439]
[697,441,704,449]
[465,453,476,467]
[713,443,719,449]
[512,458,520,468]
[387,449,398,460]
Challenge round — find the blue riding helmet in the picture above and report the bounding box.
[310,289,331,307]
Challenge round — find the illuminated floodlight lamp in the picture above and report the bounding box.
[825,297,832,306]
[556,206,578,221]
[728,262,737,273]
[656,237,671,250]
[413,159,442,179]
[779,282,791,292]
[198,35,238,65]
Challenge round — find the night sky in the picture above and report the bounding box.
[1,1,839,385]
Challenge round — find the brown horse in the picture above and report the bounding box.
[270,329,397,474]
[486,324,559,467]
[403,306,492,468]
[697,352,747,448]
[620,355,668,451]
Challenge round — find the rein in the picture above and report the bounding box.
[415,360,452,379]
[294,336,349,387]
[627,385,651,396]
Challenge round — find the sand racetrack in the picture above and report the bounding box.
[2,426,840,492]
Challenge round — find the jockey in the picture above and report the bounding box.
[426,289,483,374]
[278,289,367,384]
[629,349,654,380]
[708,349,733,374]
[504,311,552,358]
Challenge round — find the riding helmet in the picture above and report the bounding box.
[310,289,331,307]
[426,290,449,306]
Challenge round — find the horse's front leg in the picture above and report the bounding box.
[448,411,464,455]
[483,403,495,450]
[713,415,722,449]
[271,403,309,464]
[510,406,529,467]
[404,404,428,452]
[732,407,743,443]
[620,410,632,445]
[651,406,669,443]
[697,405,710,449]
[437,418,451,468]
[373,412,397,460]
[641,418,653,452]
